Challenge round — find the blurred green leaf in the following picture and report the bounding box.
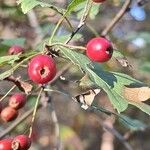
[119,115,147,131]
[0,54,20,66]
[92,105,147,130]
[89,4,100,19]
[1,38,26,47]
[66,0,86,15]
[17,0,62,14]
[0,51,38,80]
[129,101,150,116]
[139,62,150,73]
[60,125,76,140]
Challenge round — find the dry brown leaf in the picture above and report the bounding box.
[123,86,150,102]
[116,57,132,68]
[18,80,33,94]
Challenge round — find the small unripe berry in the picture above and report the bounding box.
[8,45,24,55]
[1,106,18,122]
[12,135,31,150]
[92,0,106,3]
[0,139,13,150]
[28,54,57,84]
[86,37,113,62]
[9,93,26,110]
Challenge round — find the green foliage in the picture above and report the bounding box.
[59,47,150,115]
[0,51,39,80]
[17,0,61,14]
[139,62,150,73]
[0,54,20,66]
[17,0,86,15]
[119,115,147,131]
[1,38,26,47]
[66,0,86,15]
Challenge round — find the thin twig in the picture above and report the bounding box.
[50,104,60,150]
[65,0,93,44]
[0,85,16,102]
[101,0,132,36]
[49,6,74,32]
[29,87,43,138]
[95,116,133,150]
[50,43,86,51]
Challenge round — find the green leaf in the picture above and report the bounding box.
[60,47,149,114]
[0,69,14,80]
[17,0,62,14]
[0,51,39,80]
[92,105,147,131]
[1,38,25,47]
[129,101,150,116]
[89,4,100,19]
[0,54,20,66]
[66,0,86,15]
[119,115,147,131]
[113,50,125,58]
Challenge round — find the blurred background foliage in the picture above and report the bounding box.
[0,0,150,150]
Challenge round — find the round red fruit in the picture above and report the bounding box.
[28,54,56,84]
[86,37,113,62]
[8,45,24,55]
[0,139,13,150]
[1,106,18,122]
[92,0,106,3]
[9,93,26,110]
[12,135,31,150]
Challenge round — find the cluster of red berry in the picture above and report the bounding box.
[3,37,113,86]
[0,135,31,150]
[1,93,26,122]
[0,93,29,150]
[27,37,113,85]
[0,1,113,149]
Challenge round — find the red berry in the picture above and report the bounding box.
[8,45,24,55]
[92,0,106,3]
[12,135,31,150]
[0,139,13,150]
[9,93,26,110]
[86,37,113,62]
[28,54,56,84]
[1,106,18,122]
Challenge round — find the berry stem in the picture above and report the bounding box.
[50,43,86,51]
[0,85,16,102]
[48,16,65,45]
[29,87,43,138]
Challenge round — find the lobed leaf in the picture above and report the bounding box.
[60,47,150,114]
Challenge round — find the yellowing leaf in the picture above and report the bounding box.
[123,86,150,102]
